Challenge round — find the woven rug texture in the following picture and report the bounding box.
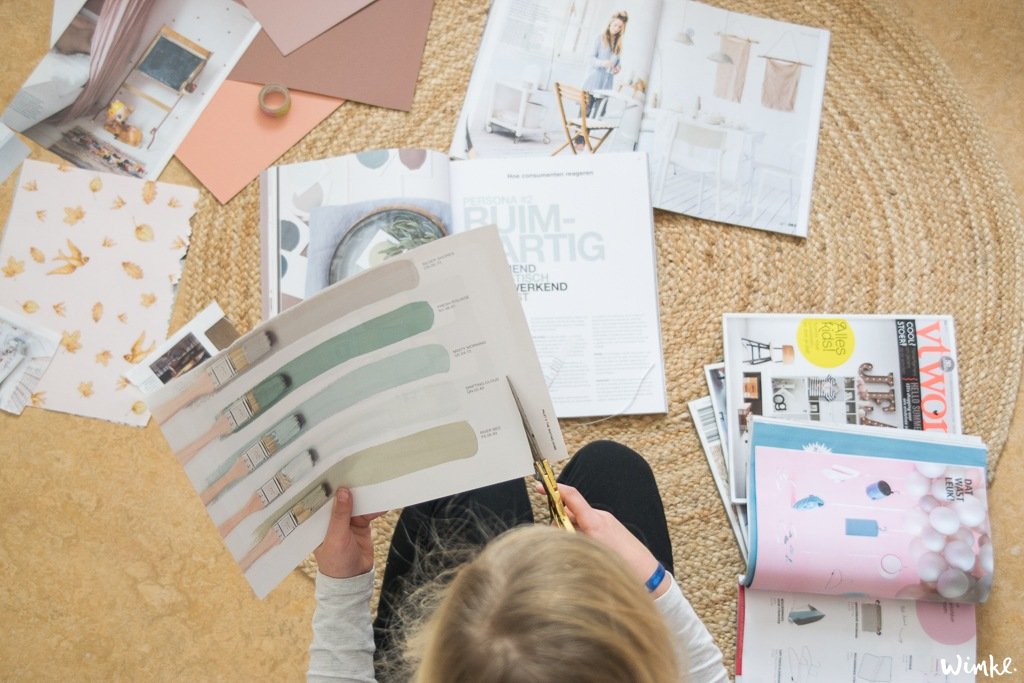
[170,0,1024,667]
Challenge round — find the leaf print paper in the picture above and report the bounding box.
[0,160,198,426]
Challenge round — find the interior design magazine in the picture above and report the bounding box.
[722,314,961,503]
[148,227,567,598]
[449,0,830,237]
[735,417,990,682]
[2,0,259,179]
[260,148,667,419]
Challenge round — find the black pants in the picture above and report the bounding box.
[372,440,673,662]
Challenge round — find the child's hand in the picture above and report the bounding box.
[313,488,382,579]
[555,483,669,597]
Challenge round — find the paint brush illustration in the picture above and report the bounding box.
[199,413,306,504]
[239,481,333,571]
[217,449,319,536]
[176,373,293,465]
[151,331,274,424]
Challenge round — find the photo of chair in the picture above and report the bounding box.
[551,82,617,155]
[657,119,728,214]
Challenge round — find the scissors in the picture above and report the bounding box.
[506,377,574,532]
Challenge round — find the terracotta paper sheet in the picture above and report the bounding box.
[0,159,198,425]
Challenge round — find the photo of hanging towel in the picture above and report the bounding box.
[762,58,802,111]
[713,35,752,102]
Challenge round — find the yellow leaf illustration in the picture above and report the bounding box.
[57,161,71,172]
[167,197,180,208]
[60,330,82,353]
[89,176,103,195]
[2,256,24,278]
[122,261,144,279]
[123,330,156,364]
[92,302,103,322]
[63,206,85,225]
[78,381,94,398]
[142,181,157,204]
[53,302,66,317]
[22,300,39,314]
[22,179,38,191]
[170,236,187,250]
[30,392,45,407]
[102,237,116,247]
[29,247,45,263]
[116,376,130,390]
[134,222,154,241]
[95,350,111,366]
[140,293,157,307]
[48,239,89,275]
[36,210,46,221]
[111,196,126,210]
[131,401,148,415]
[117,313,128,324]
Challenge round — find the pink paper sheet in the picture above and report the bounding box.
[242,0,380,56]
[229,0,434,111]
[175,80,342,204]
[0,160,198,426]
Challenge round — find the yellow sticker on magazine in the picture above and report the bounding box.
[797,318,854,368]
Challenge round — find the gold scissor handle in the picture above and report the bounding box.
[535,459,574,532]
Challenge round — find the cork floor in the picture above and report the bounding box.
[1,1,1022,680]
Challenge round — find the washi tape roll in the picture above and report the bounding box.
[258,83,291,117]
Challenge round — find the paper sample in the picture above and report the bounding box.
[242,0,380,56]
[148,226,565,597]
[175,80,343,204]
[229,0,434,111]
[0,159,198,425]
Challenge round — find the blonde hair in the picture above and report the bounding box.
[406,525,680,683]
[603,11,629,55]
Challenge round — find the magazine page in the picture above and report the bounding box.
[641,1,829,237]
[743,419,992,604]
[260,149,453,317]
[450,0,662,159]
[689,396,748,561]
[148,227,565,598]
[449,152,667,418]
[736,586,977,683]
[722,314,961,503]
[2,0,259,180]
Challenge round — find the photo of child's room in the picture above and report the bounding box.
[1,0,257,179]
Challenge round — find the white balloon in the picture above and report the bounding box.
[952,528,976,547]
[942,540,976,571]
[980,543,995,574]
[954,494,987,528]
[917,552,948,582]
[920,527,946,552]
[908,537,930,561]
[918,495,940,512]
[915,462,946,478]
[929,506,961,536]
[903,509,930,535]
[937,567,970,599]
[930,478,952,502]
[880,554,902,576]
[906,471,930,497]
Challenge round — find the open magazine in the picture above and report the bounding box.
[260,148,667,419]
[147,227,566,597]
[722,314,962,503]
[736,417,991,682]
[450,0,830,236]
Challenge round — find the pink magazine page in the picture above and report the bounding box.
[744,420,992,604]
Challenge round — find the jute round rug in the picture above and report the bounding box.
[171,0,1024,671]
